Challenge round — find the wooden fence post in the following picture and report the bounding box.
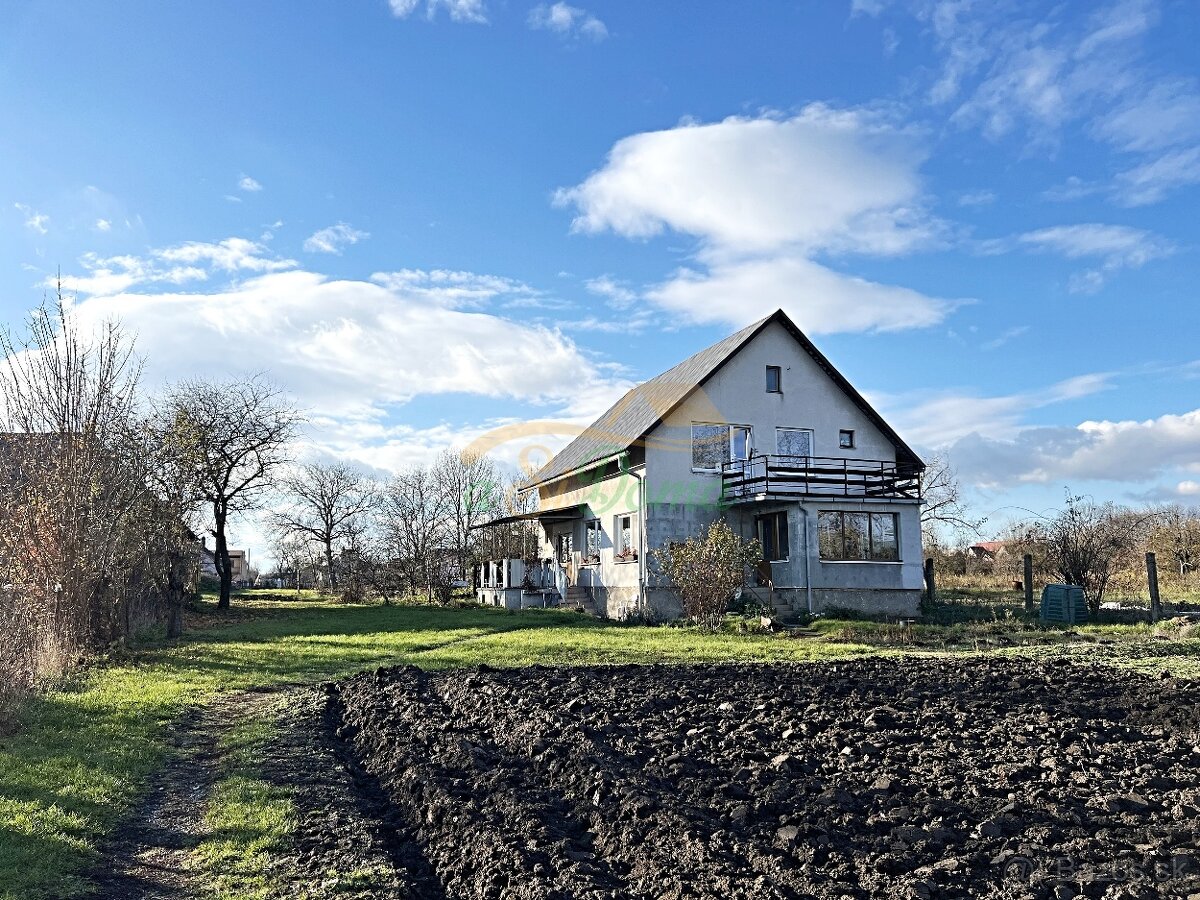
[1023,553,1034,613]
[1147,552,1161,624]
[924,557,936,603]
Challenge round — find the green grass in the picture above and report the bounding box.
[193,718,294,900]
[0,595,873,900]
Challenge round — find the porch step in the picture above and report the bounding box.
[564,585,597,614]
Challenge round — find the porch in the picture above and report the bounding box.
[721,454,921,503]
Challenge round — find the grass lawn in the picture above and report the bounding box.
[0,596,872,900]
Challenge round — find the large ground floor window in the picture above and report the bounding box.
[818,511,899,561]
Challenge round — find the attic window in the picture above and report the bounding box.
[765,365,782,393]
[839,429,855,450]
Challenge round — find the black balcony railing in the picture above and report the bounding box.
[721,454,921,501]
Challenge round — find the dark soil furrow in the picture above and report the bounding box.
[333,657,1200,900]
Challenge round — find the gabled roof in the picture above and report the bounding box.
[523,309,924,490]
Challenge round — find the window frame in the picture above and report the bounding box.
[776,426,815,460]
[765,365,782,393]
[691,422,754,473]
[583,518,603,565]
[556,532,573,565]
[755,510,790,563]
[614,512,637,563]
[817,510,901,563]
[839,429,856,450]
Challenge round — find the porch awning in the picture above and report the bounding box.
[469,504,584,530]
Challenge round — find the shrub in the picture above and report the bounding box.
[653,520,761,630]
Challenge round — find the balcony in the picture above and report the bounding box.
[721,454,921,503]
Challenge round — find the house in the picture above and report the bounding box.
[197,541,251,586]
[967,540,1008,560]
[475,309,925,619]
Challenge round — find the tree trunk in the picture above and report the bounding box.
[325,540,338,593]
[214,509,233,610]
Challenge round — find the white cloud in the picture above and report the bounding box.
[56,238,293,296]
[95,218,112,232]
[1113,146,1200,206]
[59,237,630,428]
[947,408,1200,490]
[584,275,637,308]
[646,256,954,335]
[370,269,537,309]
[238,174,263,192]
[556,106,959,333]
[303,223,369,254]
[14,203,49,234]
[980,223,1174,293]
[528,3,608,40]
[389,0,487,23]
[880,372,1114,449]
[557,106,934,255]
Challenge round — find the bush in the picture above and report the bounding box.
[653,520,761,630]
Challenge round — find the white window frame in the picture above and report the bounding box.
[614,512,637,563]
[583,518,603,565]
[691,423,754,473]
[776,427,815,459]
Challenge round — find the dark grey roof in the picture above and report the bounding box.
[522,309,923,490]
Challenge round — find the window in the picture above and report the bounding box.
[691,424,753,471]
[556,533,573,565]
[839,429,855,450]
[756,510,789,562]
[766,365,782,393]
[615,513,637,562]
[584,519,603,563]
[777,427,813,459]
[818,511,899,561]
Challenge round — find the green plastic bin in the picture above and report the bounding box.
[1040,583,1088,625]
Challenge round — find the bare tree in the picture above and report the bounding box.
[379,465,450,603]
[432,449,503,587]
[920,451,986,544]
[272,462,376,593]
[0,297,148,703]
[1149,505,1200,579]
[162,377,300,609]
[1035,494,1153,613]
[139,405,209,638]
[479,469,540,563]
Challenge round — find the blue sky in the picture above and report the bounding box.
[2,0,1199,553]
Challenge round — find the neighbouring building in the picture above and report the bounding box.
[475,309,926,620]
[198,541,251,586]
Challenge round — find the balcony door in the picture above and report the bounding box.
[776,427,814,460]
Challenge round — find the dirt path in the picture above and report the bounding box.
[89,686,440,900]
[88,696,236,899]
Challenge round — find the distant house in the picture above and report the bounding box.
[474,309,925,620]
[967,541,1008,561]
[197,541,251,585]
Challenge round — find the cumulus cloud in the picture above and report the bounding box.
[58,238,630,431]
[14,202,49,234]
[555,106,959,333]
[238,174,263,192]
[945,409,1200,491]
[303,223,369,254]
[95,218,112,232]
[389,0,487,23]
[528,3,608,40]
